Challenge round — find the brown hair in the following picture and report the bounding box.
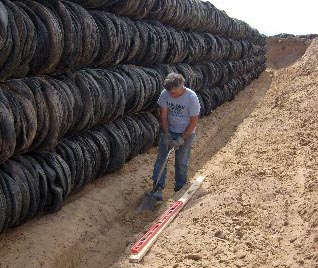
[164,73,185,91]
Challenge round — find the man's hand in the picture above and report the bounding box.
[182,115,199,140]
[171,136,184,150]
[162,132,172,147]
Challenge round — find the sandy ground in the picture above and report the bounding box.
[0,38,317,268]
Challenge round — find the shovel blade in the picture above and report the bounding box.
[137,192,157,212]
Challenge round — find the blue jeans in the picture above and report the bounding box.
[152,131,195,190]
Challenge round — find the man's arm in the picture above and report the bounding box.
[160,107,169,134]
[182,115,199,140]
[181,92,200,140]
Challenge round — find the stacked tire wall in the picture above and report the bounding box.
[0,0,266,232]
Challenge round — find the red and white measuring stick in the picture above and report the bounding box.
[129,176,205,263]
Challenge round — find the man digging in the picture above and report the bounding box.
[152,73,201,201]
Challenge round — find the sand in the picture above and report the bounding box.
[266,37,310,70]
[0,38,317,268]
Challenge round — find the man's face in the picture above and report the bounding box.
[169,86,184,98]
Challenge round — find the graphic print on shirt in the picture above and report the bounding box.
[168,102,186,117]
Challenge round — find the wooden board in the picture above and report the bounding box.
[129,176,205,263]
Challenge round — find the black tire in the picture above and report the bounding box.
[32,153,64,212]
[1,159,30,226]
[87,129,111,176]
[0,177,7,232]
[0,1,22,80]
[103,123,128,172]
[63,1,100,68]
[17,1,63,75]
[91,11,118,67]
[15,155,43,219]
[0,1,9,52]
[5,79,37,155]
[24,78,50,151]
[0,170,22,227]
[61,139,86,192]
[0,172,10,231]
[0,89,16,163]
[68,70,94,131]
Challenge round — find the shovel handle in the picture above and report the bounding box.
[152,148,174,191]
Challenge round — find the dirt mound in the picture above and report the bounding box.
[112,40,318,268]
[273,33,318,39]
[266,37,311,69]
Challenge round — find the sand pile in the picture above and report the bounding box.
[266,37,310,70]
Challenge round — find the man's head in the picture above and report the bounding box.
[164,73,186,98]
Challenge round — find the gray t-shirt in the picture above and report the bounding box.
[157,87,201,133]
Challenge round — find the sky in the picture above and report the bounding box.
[209,0,318,36]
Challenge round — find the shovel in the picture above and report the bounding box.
[138,148,174,212]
